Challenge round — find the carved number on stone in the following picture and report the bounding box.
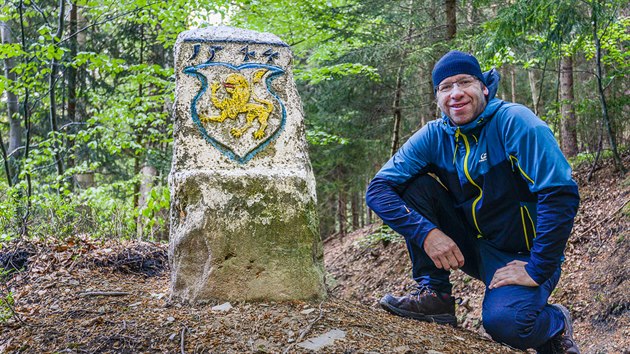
[189,44,201,61]
[240,46,256,62]
[263,48,279,63]
[207,46,223,63]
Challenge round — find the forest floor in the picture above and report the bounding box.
[0,153,628,353]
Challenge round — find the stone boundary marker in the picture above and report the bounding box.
[168,26,326,302]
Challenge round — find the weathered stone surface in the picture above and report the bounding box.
[169,26,325,302]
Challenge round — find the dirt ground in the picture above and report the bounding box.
[0,241,517,353]
[0,154,628,353]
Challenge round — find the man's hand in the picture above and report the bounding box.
[423,229,465,271]
[489,260,539,289]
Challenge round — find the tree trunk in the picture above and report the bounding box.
[365,177,373,225]
[337,189,347,237]
[0,130,11,186]
[445,0,457,40]
[75,172,94,189]
[133,24,144,209]
[351,191,360,230]
[528,69,539,115]
[49,0,66,177]
[359,195,365,228]
[390,4,414,156]
[67,3,77,125]
[391,64,405,156]
[560,56,578,157]
[0,22,21,157]
[510,65,517,103]
[18,0,33,237]
[465,0,474,29]
[591,3,625,172]
[136,164,158,239]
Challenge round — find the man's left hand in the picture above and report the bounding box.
[489,260,539,289]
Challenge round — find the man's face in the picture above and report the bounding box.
[436,74,489,126]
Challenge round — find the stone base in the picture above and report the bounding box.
[169,170,326,302]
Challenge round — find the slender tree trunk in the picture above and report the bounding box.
[1,22,21,157]
[326,195,337,237]
[445,0,457,40]
[391,64,405,156]
[528,70,539,115]
[136,164,158,239]
[359,195,365,228]
[510,65,517,103]
[67,3,77,126]
[465,0,474,29]
[18,0,32,237]
[390,2,414,156]
[560,55,578,157]
[0,130,11,186]
[49,0,66,177]
[133,24,144,209]
[592,3,625,173]
[416,70,432,127]
[365,176,373,225]
[75,172,94,188]
[337,189,346,237]
[351,191,360,230]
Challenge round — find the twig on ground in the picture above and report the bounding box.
[78,291,131,297]
[282,301,326,354]
[180,326,188,354]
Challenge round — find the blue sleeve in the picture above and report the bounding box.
[501,105,580,285]
[365,124,437,249]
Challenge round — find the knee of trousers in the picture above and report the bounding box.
[482,303,540,350]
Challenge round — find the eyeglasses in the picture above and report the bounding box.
[436,77,478,94]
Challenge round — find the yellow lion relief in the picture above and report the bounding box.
[199,69,274,140]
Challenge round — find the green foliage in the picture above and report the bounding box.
[136,184,170,240]
[0,0,627,242]
[354,225,403,248]
[0,185,19,242]
[569,149,616,168]
[80,182,137,239]
[0,289,14,323]
[306,128,348,146]
[295,63,381,85]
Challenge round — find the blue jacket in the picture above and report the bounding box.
[366,70,579,285]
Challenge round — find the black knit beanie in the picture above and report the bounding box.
[432,50,485,89]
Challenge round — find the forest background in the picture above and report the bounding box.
[0,0,628,242]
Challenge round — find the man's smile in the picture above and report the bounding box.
[450,102,470,109]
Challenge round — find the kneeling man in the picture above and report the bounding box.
[366,51,580,354]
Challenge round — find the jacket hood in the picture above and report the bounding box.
[440,68,503,135]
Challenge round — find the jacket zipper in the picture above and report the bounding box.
[520,205,536,250]
[456,129,483,237]
[520,206,530,250]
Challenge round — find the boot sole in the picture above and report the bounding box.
[379,300,457,327]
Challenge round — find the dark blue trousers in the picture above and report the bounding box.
[400,174,565,350]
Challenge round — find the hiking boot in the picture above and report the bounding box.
[379,285,457,326]
[536,304,580,354]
